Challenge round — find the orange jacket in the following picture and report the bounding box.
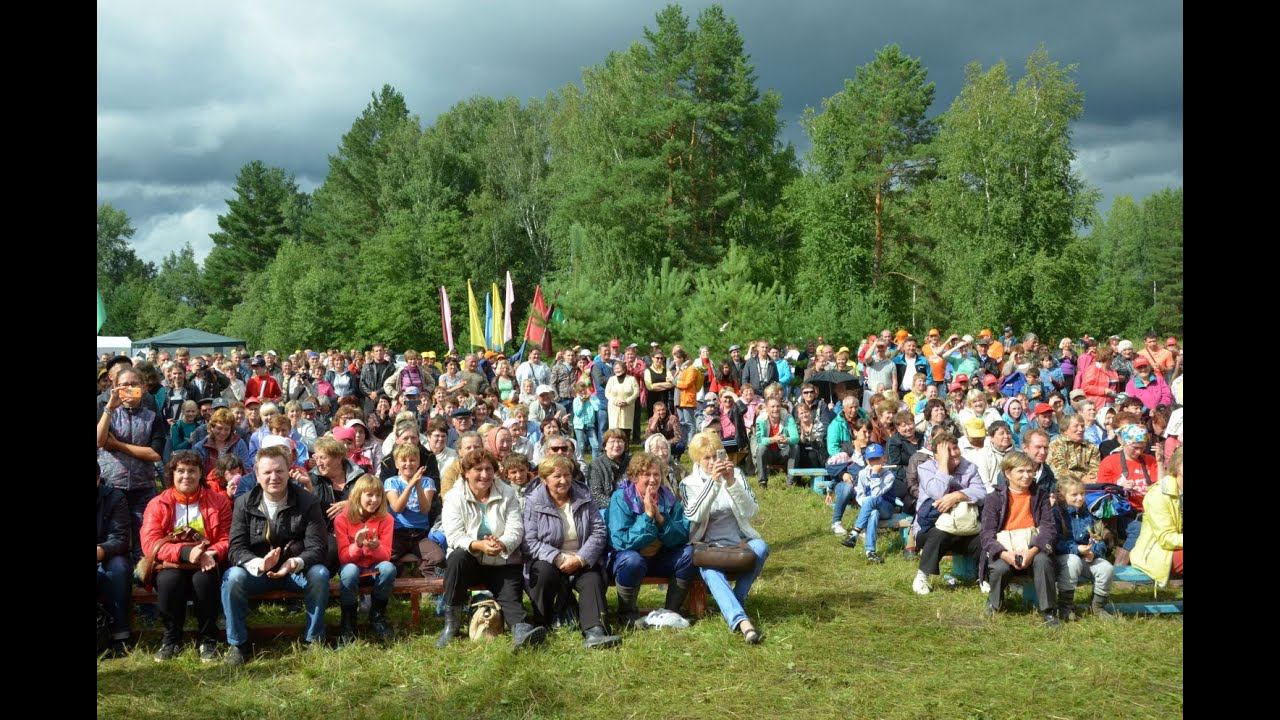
[676,365,704,408]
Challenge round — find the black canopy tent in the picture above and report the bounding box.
[131,328,245,357]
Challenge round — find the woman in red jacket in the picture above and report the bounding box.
[334,474,397,644]
[1077,345,1119,409]
[140,450,233,662]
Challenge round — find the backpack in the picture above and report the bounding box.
[1083,483,1132,519]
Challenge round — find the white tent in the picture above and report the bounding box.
[97,336,132,357]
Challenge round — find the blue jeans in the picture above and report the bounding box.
[124,486,157,563]
[1120,514,1143,551]
[338,561,397,605]
[831,481,857,525]
[576,426,600,461]
[222,564,331,647]
[699,538,769,630]
[97,555,132,639]
[677,407,696,448]
[612,545,695,588]
[853,498,896,552]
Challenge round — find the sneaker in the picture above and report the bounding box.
[1042,612,1061,628]
[101,639,130,660]
[912,572,932,595]
[831,522,847,536]
[865,551,884,564]
[840,531,861,549]
[153,643,181,662]
[198,641,219,663]
[224,644,250,667]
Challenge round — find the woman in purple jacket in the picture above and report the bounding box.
[522,455,622,650]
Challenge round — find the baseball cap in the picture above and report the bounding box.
[864,443,886,460]
[1068,389,1086,401]
[535,384,555,396]
[344,418,369,433]
[403,386,421,396]
[260,435,292,450]
[449,408,473,419]
[249,357,265,367]
[728,344,741,352]
[211,398,230,409]
[964,418,986,438]
[331,426,356,442]
[927,328,941,337]
[1166,337,1178,347]
[983,373,998,387]
[1132,356,1151,369]
[579,349,592,358]
[424,351,437,359]
[244,397,262,407]
[1033,403,1054,416]
[300,400,316,411]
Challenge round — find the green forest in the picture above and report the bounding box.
[97,3,1182,352]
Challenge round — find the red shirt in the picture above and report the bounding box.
[1096,451,1157,512]
[245,374,282,402]
[334,513,394,567]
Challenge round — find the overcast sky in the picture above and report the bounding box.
[98,0,1182,265]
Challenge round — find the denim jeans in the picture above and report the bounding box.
[575,426,600,460]
[852,498,896,552]
[124,486,157,563]
[612,544,695,588]
[831,481,857,525]
[222,563,331,647]
[338,561,397,605]
[97,555,132,639]
[677,407,696,448]
[1119,514,1143,551]
[699,538,769,630]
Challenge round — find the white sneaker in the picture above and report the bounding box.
[831,522,847,536]
[979,581,991,594]
[912,572,932,595]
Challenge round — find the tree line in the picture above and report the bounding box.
[97,3,1182,351]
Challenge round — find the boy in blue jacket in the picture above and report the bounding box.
[1053,477,1115,620]
[840,443,895,564]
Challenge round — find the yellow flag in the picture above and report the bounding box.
[490,282,504,351]
[467,281,485,348]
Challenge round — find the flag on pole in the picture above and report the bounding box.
[490,282,504,351]
[522,284,553,355]
[439,286,455,353]
[484,292,494,350]
[467,281,485,349]
[503,271,514,343]
[97,290,107,332]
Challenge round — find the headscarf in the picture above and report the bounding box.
[1117,424,1148,445]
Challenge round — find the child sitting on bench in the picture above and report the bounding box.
[840,443,895,564]
[1052,477,1114,620]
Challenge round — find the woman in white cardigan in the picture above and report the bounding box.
[679,431,768,644]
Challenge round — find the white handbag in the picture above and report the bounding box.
[935,501,980,536]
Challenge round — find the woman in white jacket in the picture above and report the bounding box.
[435,449,545,651]
[679,431,767,644]
[605,361,640,432]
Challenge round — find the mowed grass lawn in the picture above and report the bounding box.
[98,470,1183,719]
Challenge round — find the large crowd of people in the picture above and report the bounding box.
[97,328,1183,664]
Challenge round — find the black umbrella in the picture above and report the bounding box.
[808,371,860,403]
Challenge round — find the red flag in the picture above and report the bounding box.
[523,284,552,354]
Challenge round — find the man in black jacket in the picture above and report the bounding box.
[220,446,331,665]
[360,343,396,414]
[97,467,132,656]
[740,342,779,394]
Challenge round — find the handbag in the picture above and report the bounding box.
[691,541,757,573]
[995,526,1035,553]
[468,599,504,641]
[935,501,980,536]
[133,527,204,588]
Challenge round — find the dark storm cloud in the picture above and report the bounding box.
[98,0,1181,263]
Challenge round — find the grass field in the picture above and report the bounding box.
[97,470,1183,719]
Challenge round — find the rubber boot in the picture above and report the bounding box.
[1091,592,1115,620]
[511,622,548,650]
[582,625,622,650]
[436,605,463,649]
[1056,589,1076,622]
[615,585,643,628]
[369,597,392,642]
[664,578,691,615]
[337,603,358,646]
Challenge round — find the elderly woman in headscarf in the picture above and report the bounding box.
[1096,423,1160,564]
[1001,397,1032,449]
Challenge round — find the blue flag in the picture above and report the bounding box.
[484,293,494,350]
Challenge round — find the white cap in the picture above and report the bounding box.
[260,435,291,450]
[536,384,555,396]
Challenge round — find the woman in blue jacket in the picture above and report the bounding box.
[608,452,693,626]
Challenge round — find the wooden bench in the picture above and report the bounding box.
[131,575,708,640]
